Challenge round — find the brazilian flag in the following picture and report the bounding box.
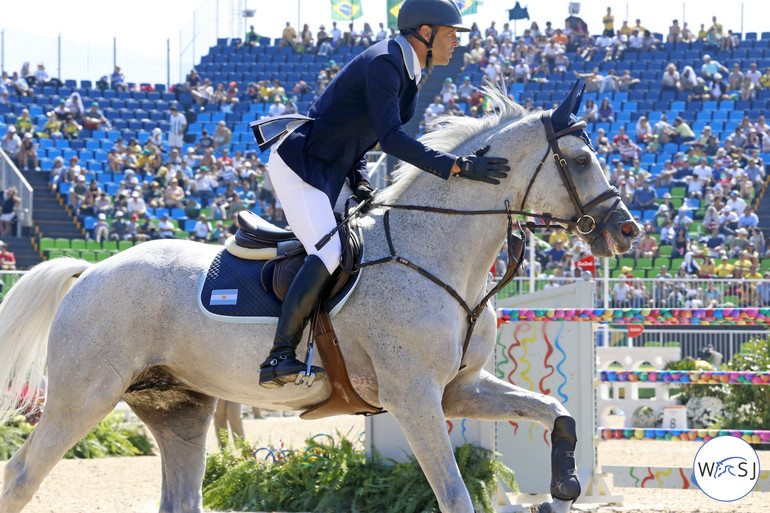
[331,0,363,21]
[387,0,404,28]
[454,0,478,15]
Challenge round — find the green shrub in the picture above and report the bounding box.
[203,433,517,513]
[721,338,770,431]
[0,412,154,460]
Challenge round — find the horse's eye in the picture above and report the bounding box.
[575,155,588,166]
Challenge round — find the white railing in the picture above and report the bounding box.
[0,149,33,236]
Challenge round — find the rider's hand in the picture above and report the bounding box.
[355,182,375,213]
[454,146,510,185]
[355,182,375,203]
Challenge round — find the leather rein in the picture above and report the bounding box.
[361,111,622,367]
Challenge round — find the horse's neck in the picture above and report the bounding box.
[385,173,509,302]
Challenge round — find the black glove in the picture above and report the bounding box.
[455,145,510,185]
[355,182,375,213]
[355,182,375,203]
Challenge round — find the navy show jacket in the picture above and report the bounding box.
[276,36,457,205]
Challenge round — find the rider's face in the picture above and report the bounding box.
[429,26,459,66]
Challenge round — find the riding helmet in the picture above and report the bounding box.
[397,0,471,32]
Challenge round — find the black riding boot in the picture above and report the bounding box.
[259,255,331,389]
[550,416,581,502]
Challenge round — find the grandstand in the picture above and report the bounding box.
[0,25,768,310]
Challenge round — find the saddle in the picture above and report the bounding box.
[227,210,382,419]
[230,210,362,301]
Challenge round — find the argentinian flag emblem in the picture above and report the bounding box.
[210,289,238,305]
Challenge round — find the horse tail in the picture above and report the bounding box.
[0,257,91,426]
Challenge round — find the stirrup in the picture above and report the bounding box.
[295,341,317,387]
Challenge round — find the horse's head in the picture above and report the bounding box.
[491,81,640,257]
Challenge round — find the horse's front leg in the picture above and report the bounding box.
[443,370,580,513]
[378,373,475,513]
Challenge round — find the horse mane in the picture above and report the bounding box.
[376,84,532,205]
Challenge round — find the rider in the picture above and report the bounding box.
[254,0,510,389]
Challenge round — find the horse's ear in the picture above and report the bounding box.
[552,79,581,130]
[572,82,585,116]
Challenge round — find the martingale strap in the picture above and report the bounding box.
[361,206,525,368]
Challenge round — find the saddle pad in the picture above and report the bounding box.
[198,249,361,323]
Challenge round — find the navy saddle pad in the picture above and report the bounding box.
[198,249,360,323]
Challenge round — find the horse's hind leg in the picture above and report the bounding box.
[443,370,580,513]
[0,370,125,513]
[124,388,217,513]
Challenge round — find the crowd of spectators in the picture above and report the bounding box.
[1,12,769,301]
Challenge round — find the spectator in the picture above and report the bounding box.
[456,76,475,105]
[195,129,214,155]
[599,69,618,93]
[62,117,82,141]
[191,78,214,106]
[679,65,698,92]
[701,54,727,81]
[739,76,756,101]
[163,177,186,209]
[212,121,232,151]
[64,92,85,122]
[268,95,286,117]
[634,116,651,143]
[618,137,641,164]
[630,179,657,212]
[672,116,695,143]
[598,97,614,122]
[191,213,212,242]
[279,21,298,49]
[1,126,21,165]
[756,272,770,306]
[714,255,734,278]
[725,190,746,215]
[192,166,217,208]
[634,227,659,263]
[745,62,761,87]
[82,101,111,131]
[0,241,16,270]
[93,213,110,243]
[662,63,680,91]
[0,188,20,237]
[18,133,40,171]
[14,109,35,138]
[667,20,681,44]
[581,98,597,122]
[166,104,187,151]
[9,71,32,97]
[110,66,128,92]
[602,7,615,36]
[612,274,632,308]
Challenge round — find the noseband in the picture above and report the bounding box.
[519,112,622,243]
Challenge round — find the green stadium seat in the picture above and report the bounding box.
[54,238,70,249]
[95,252,112,262]
[658,245,672,257]
[47,250,64,259]
[70,239,87,251]
[118,240,133,251]
[101,240,118,251]
[637,257,653,269]
[86,240,102,251]
[39,237,55,251]
[79,251,97,262]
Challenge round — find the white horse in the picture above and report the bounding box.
[0,86,639,513]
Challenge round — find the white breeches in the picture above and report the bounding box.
[268,149,343,274]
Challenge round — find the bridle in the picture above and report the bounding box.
[519,112,622,243]
[359,110,623,365]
